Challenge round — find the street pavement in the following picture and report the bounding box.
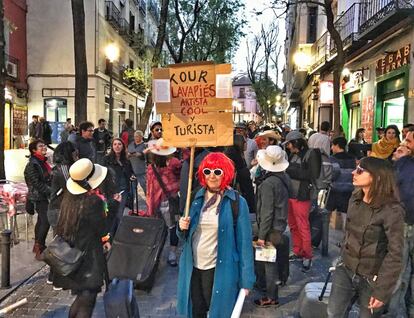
[0,187,354,317]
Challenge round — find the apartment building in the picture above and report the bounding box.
[26,0,164,142]
[285,0,414,141]
[4,0,27,149]
[232,74,261,123]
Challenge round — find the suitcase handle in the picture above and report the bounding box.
[318,267,335,301]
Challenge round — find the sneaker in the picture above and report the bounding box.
[167,251,177,267]
[53,286,63,291]
[254,297,279,308]
[289,253,302,262]
[302,259,312,272]
[46,279,53,285]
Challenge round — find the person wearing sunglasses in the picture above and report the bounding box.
[327,157,404,318]
[149,121,163,141]
[177,152,255,318]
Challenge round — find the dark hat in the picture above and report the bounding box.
[150,121,162,131]
[375,127,385,131]
[234,122,247,129]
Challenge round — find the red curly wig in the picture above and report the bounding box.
[198,152,235,191]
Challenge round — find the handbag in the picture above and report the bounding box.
[151,164,180,225]
[43,235,85,276]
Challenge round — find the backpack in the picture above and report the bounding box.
[307,148,332,190]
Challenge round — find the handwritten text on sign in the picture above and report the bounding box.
[153,63,232,115]
[161,112,233,148]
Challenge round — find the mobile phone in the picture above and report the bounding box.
[119,190,125,195]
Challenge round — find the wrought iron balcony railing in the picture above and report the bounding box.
[139,0,146,16]
[310,32,329,71]
[330,3,361,55]
[119,18,132,40]
[105,1,121,30]
[358,0,414,39]
[5,54,19,81]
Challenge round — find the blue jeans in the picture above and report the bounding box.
[386,224,414,318]
[327,263,384,318]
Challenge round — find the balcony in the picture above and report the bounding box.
[105,1,121,30]
[5,54,19,81]
[119,18,132,41]
[139,0,146,16]
[330,3,362,55]
[149,0,159,22]
[310,32,329,72]
[358,0,414,40]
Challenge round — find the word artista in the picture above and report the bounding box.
[174,124,215,136]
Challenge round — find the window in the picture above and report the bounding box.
[129,12,135,33]
[239,87,245,98]
[307,7,317,43]
[129,59,134,69]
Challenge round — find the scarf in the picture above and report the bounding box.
[371,137,400,159]
[33,153,52,174]
[202,189,223,214]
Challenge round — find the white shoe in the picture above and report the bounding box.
[46,279,53,285]
[53,286,63,291]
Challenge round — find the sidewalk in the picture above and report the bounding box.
[0,227,345,318]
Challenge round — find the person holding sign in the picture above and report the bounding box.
[254,146,290,308]
[177,152,255,318]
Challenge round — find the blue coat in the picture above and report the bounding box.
[176,188,255,318]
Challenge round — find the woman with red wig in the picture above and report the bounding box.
[177,152,255,318]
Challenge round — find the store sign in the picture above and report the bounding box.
[376,44,411,76]
[342,69,370,91]
[361,96,374,142]
[320,81,334,104]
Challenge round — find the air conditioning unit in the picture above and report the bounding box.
[6,61,17,79]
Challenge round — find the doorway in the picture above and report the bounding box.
[44,98,67,143]
[383,96,405,131]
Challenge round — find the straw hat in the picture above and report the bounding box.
[259,130,281,140]
[66,158,108,195]
[257,146,289,172]
[148,138,176,156]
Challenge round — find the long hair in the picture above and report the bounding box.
[53,141,76,165]
[354,128,365,142]
[290,138,309,152]
[359,157,399,208]
[385,124,401,142]
[56,173,115,241]
[198,152,235,191]
[106,138,128,164]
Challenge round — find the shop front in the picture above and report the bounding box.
[374,45,410,134]
[3,87,28,149]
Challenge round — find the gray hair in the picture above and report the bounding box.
[134,130,144,137]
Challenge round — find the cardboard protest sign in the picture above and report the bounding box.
[161,112,233,148]
[152,63,233,114]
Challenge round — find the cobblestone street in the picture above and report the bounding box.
[0,228,345,318]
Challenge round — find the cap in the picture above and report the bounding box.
[150,121,162,131]
[234,122,247,129]
[282,130,304,145]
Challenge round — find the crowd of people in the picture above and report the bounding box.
[21,116,414,317]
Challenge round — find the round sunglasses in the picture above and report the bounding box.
[355,166,366,175]
[202,168,223,177]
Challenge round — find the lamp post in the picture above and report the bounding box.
[105,43,119,133]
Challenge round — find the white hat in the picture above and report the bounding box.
[66,158,108,195]
[148,138,176,156]
[257,146,289,172]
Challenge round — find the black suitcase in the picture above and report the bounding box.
[104,278,140,318]
[107,215,167,291]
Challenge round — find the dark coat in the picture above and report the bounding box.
[41,121,53,144]
[48,164,70,227]
[54,195,107,293]
[341,190,404,303]
[286,148,321,201]
[70,135,96,163]
[93,128,112,153]
[102,155,134,193]
[225,147,256,214]
[394,155,414,224]
[326,152,356,213]
[348,139,371,159]
[24,156,51,202]
[256,172,290,241]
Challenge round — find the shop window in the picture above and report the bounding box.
[44,98,67,144]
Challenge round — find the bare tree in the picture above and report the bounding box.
[138,0,170,132]
[71,0,88,125]
[246,35,264,84]
[0,0,5,179]
[270,0,344,135]
[261,23,279,80]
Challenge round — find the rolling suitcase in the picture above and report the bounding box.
[104,278,140,318]
[107,215,167,291]
[297,267,334,318]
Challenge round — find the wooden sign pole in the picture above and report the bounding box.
[184,145,196,218]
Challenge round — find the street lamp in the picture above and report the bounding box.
[105,43,120,133]
[293,49,311,71]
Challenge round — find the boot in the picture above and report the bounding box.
[33,242,45,261]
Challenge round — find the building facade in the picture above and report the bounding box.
[27,0,163,142]
[285,0,414,141]
[232,74,261,123]
[4,0,28,149]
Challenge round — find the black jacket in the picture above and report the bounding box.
[24,156,51,202]
[93,128,112,153]
[48,164,70,211]
[342,190,404,303]
[70,135,96,163]
[286,148,321,201]
[102,155,134,193]
[256,172,290,241]
[54,194,107,293]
